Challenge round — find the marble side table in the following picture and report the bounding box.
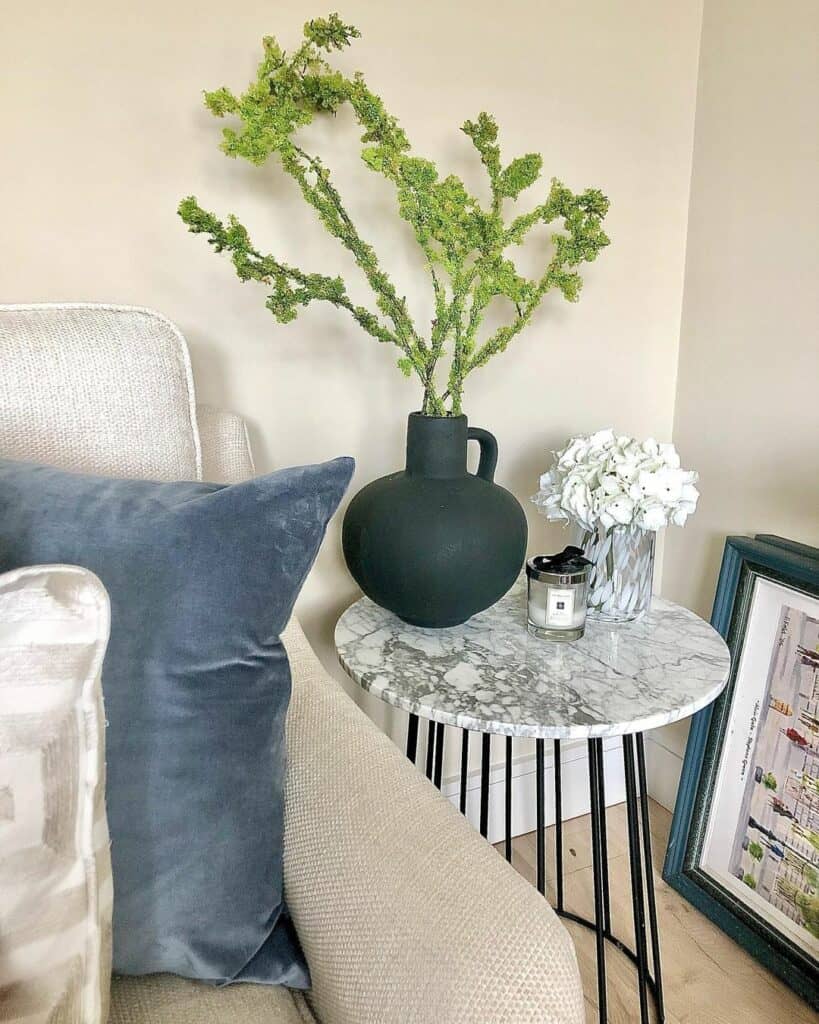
[335,577,731,1024]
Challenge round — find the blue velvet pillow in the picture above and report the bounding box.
[0,455,354,987]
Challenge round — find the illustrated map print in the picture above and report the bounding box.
[729,604,819,953]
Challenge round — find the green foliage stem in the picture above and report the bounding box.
[179,13,610,416]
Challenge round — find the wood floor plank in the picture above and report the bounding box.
[495,799,816,1024]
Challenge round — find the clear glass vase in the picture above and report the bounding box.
[579,523,655,622]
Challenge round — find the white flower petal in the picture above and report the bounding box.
[658,443,681,469]
[534,430,698,532]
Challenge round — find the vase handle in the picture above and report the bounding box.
[467,427,498,482]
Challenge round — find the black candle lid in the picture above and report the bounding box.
[526,546,592,582]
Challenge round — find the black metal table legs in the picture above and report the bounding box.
[406,713,419,761]
[405,717,665,1023]
[459,729,469,814]
[563,735,665,1023]
[636,734,665,1020]
[479,732,491,837]
[565,734,665,1024]
[536,738,546,894]
[588,739,610,1018]
[554,737,564,912]
[504,734,513,862]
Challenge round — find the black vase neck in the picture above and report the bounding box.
[405,412,467,479]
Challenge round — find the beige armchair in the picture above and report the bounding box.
[0,304,584,1024]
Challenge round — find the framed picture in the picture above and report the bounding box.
[664,534,819,1006]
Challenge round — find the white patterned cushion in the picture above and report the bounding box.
[0,304,202,481]
[0,564,113,1023]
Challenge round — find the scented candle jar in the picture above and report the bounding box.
[526,547,592,642]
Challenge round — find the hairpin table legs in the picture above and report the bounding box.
[505,734,513,862]
[588,738,609,1020]
[461,727,665,1023]
[479,732,491,838]
[406,713,419,762]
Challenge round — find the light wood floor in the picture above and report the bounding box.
[495,800,817,1024]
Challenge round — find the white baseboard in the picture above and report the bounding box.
[643,735,684,811]
[440,736,626,846]
[438,734,682,844]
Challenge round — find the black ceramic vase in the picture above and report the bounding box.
[342,413,527,627]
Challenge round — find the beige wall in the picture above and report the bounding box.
[2,2,703,763]
[653,0,819,797]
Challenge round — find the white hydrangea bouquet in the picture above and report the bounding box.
[531,429,699,620]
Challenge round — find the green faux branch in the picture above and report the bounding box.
[179,13,610,416]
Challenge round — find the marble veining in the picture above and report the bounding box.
[335,577,731,739]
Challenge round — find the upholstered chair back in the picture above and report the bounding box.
[0,303,254,484]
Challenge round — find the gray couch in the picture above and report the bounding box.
[0,303,584,1024]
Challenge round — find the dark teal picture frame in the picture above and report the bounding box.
[664,534,819,1008]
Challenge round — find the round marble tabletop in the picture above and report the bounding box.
[335,576,731,740]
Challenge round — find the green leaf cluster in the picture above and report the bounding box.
[179,13,610,415]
